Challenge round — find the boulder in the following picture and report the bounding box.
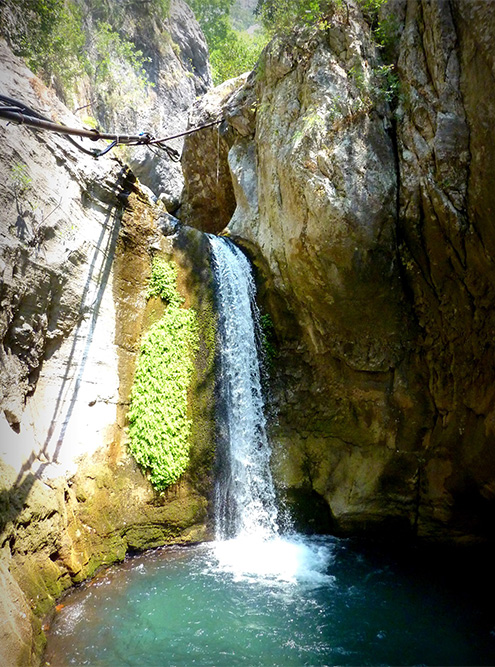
[180,74,250,233]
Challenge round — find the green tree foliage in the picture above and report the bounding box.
[255,0,333,33]
[188,0,268,85]
[231,1,257,31]
[127,257,199,491]
[0,0,169,99]
[2,0,87,94]
[147,0,171,21]
[187,0,235,50]
[210,28,268,85]
[93,22,154,107]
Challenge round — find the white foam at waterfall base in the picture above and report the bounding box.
[212,534,335,586]
[208,236,334,588]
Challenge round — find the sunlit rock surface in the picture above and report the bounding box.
[0,41,215,666]
[110,0,212,206]
[182,3,425,536]
[0,0,212,211]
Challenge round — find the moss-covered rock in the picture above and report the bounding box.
[0,168,217,667]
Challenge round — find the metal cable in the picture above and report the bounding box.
[0,94,222,159]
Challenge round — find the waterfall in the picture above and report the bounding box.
[208,235,279,541]
[208,237,330,586]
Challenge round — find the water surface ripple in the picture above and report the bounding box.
[44,535,495,666]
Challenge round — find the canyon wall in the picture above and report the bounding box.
[0,0,212,209]
[181,0,495,541]
[83,0,212,206]
[395,0,495,539]
[3,0,495,663]
[0,15,216,665]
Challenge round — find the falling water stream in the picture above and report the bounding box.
[209,236,278,540]
[44,237,495,666]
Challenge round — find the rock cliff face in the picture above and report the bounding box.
[229,8,425,537]
[396,0,495,538]
[0,0,212,210]
[0,30,216,667]
[181,0,495,541]
[3,0,495,662]
[86,0,212,207]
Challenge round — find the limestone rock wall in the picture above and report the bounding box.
[395,0,495,538]
[239,5,426,537]
[98,0,212,206]
[0,0,212,211]
[0,42,216,666]
[180,0,495,541]
[181,3,426,536]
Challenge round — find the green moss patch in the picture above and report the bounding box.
[128,257,199,490]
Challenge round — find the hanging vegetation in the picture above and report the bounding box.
[0,0,168,101]
[127,257,199,490]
